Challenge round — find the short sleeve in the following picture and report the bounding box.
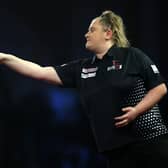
[132,48,166,90]
[54,59,81,88]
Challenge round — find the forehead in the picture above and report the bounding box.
[89,18,102,29]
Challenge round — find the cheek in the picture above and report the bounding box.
[95,32,105,39]
[93,33,103,40]
[96,35,105,43]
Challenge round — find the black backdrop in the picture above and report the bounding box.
[0,1,167,168]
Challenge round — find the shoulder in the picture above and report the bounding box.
[129,46,151,62]
[61,57,92,67]
[129,47,146,55]
[77,56,94,66]
[129,47,151,60]
[113,46,144,60]
[111,46,144,56]
[108,46,131,58]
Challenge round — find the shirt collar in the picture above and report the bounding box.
[91,45,118,64]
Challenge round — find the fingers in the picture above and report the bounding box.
[114,106,136,128]
[115,119,128,128]
[114,114,128,128]
[114,111,128,120]
[114,115,126,120]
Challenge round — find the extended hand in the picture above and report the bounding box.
[0,52,8,64]
[114,106,138,128]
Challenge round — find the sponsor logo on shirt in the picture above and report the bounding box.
[81,72,96,79]
[81,67,98,79]
[82,67,98,73]
[107,60,122,71]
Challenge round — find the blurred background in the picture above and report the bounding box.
[0,1,167,168]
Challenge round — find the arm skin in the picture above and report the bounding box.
[0,52,62,85]
[114,83,167,128]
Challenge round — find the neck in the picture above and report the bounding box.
[96,43,114,59]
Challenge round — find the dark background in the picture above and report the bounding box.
[0,1,167,168]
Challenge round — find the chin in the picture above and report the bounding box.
[85,44,93,51]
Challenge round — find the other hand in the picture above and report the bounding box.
[114,106,138,128]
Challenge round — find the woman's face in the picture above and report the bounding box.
[85,18,108,53]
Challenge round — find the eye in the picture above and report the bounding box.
[89,27,95,33]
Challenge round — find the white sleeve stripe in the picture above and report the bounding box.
[151,65,159,73]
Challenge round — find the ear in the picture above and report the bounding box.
[105,29,113,40]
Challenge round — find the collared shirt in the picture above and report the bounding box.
[55,46,168,152]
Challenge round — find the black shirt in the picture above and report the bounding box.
[55,46,168,152]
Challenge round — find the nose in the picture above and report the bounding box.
[85,32,89,38]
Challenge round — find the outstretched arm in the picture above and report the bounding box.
[0,52,62,85]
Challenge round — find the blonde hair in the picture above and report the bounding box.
[98,10,130,47]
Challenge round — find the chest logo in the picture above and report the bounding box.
[107,60,122,71]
